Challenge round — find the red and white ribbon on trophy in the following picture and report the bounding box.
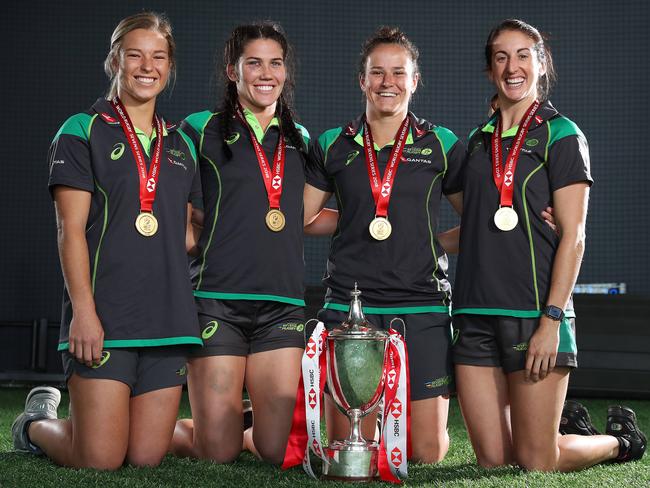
[282,323,410,483]
[377,329,411,482]
[282,321,329,476]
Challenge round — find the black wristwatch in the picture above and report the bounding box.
[543,305,565,321]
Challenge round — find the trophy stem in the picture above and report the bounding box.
[347,409,366,445]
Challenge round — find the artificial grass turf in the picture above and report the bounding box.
[0,388,648,487]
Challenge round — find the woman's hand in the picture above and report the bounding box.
[524,316,560,382]
[69,308,105,367]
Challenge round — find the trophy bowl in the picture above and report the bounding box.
[322,285,388,481]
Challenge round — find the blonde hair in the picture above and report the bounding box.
[103,12,176,99]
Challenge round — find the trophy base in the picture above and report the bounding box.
[321,442,378,481]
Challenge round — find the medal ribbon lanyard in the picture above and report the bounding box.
[362,116,410,218]
[235,104,286,211]
[110,98,163,214]
[491,100,540,208]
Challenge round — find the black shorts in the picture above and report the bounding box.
[317,309,453,400]
[191,298,306,357]
[62,346,188,397]
[452,314,578,373]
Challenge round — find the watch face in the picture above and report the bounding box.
[545,306,563,320]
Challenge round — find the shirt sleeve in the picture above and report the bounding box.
[305,134,334,193]
[442,139,467,195]
[48,114,95,197]
[547,134,593,191]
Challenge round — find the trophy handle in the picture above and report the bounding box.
[389,317,406,339]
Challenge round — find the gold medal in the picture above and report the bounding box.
[494,206,518,231]
[265,209,285,232]
[369,216,392,240]
[135,212,158,236]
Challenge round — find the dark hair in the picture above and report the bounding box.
[358,26,420,77]
[218,22,304,159]
[484,19,556,101]
[104,12,176,99]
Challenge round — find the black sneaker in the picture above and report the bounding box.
[560,400,600,436]
[243,399,253,431]
[606,405,647,462]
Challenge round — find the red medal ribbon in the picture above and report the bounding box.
[110,98,163,214]
[362,116,410,218]
[235,104,285,210]
[491,100,540,208]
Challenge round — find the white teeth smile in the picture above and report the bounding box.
[506,77,524,86]
[378,92,397,97]
[255,85,274,92]
[136,76,155,84]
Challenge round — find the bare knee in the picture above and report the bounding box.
[77,450,125,471]
[253,433,288,465]
[126,450,166,468]
[475,448,513,468]
[195,434,241,463]
[410,431,449,464]
[515,447,558,472]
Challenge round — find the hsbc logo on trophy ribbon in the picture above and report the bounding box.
[381,182,391,198]
[306,338,317,358]
[272,175,282,189]
[390,398,402,419]
[147,178,156,192]
[391,447,403,466]
[387,368,396,389]
[308,388,317,409]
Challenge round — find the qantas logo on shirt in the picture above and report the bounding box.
[100,112,117,123]
[111,143,125,160]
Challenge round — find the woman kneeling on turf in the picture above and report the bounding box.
[12,12,202,469]
[452,18,646,470]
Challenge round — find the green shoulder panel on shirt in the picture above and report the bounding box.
[432,126,458,155]
[548,116,585,147]
[318,127,343,157]
[177,128,198,167]
[53,113,95,143]
[467,126,479,142]
[184,110,214,137]
[294,122,310,147]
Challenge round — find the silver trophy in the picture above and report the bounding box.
[323,285,388,481]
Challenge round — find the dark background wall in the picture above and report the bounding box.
[1,0,648,324]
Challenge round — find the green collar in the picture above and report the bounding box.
[481,119,519,138]
[134,124,168,156]
[353,123,415,150]
[243,107,279,143]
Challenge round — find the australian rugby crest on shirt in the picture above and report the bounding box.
[491,100,540,232]
[110,97,163,237]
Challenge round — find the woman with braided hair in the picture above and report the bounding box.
[170,22,311,464]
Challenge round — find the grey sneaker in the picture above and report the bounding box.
[11,386,61,454]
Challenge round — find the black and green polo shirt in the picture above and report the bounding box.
[48,98,202,351]
[453,101,593,319]
[306,112,465,312]
[182,109,310,306]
